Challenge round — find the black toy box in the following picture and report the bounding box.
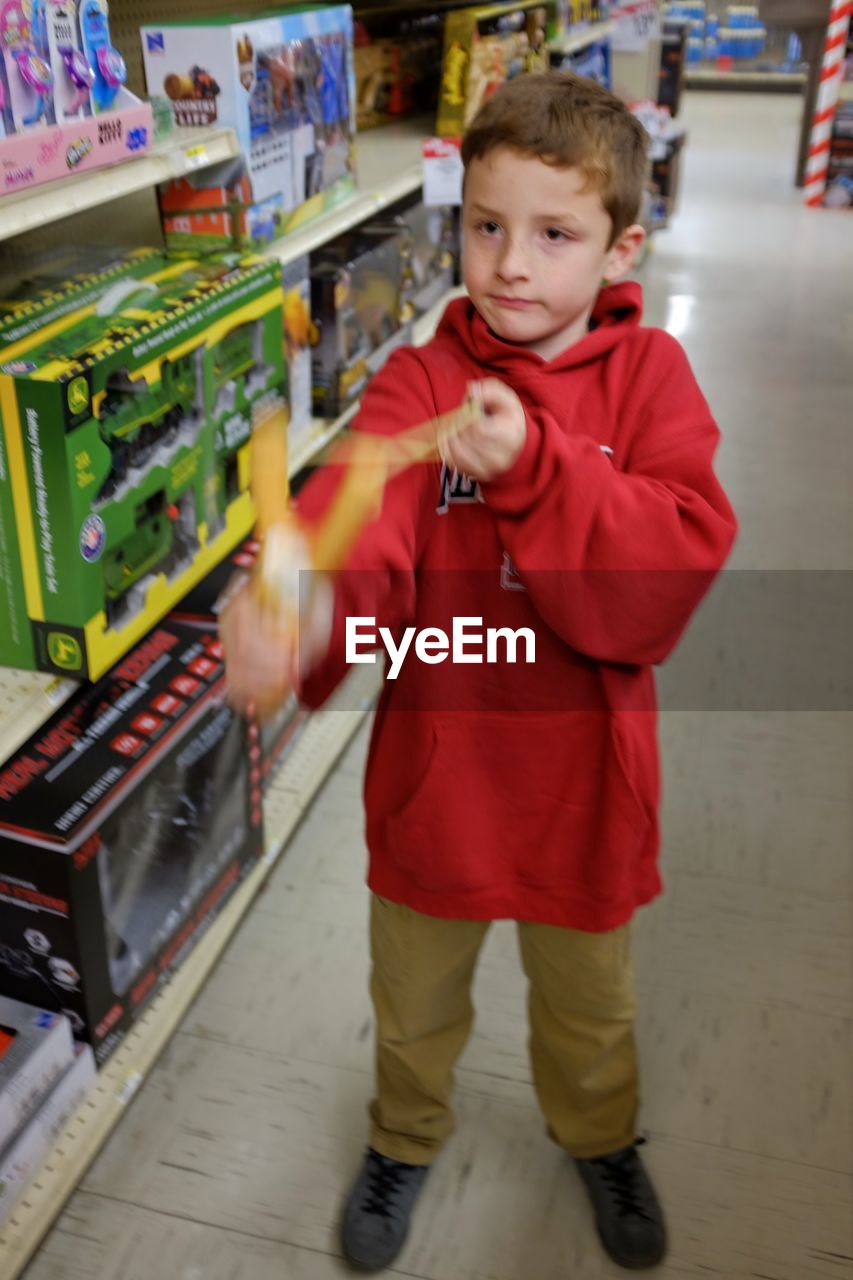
[0,621,263,1064]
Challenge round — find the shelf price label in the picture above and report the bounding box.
[182,143,209,171]
[422,138,463,207]
[610,0,659,51]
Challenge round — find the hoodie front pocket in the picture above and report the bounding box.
[379,711,652,902]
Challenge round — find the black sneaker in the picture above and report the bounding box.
[341,1148,430,1272]
[574,1138,667,1270]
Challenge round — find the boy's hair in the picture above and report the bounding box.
[461,72,649,243]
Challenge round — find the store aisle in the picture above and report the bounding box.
[22,94,851,1280]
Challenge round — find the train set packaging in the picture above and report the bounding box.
[0,620,263,1063]
[0,250,286,679]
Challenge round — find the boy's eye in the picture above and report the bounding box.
[544,227,570,243]
[477,220,501,235]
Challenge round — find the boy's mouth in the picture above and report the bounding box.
[490,296,537,311]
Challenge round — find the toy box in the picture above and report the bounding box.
[0,250,286,679]
[310,225,414,418]
[169,536,309,790]
[0,248,162,348]
[361,195,458,319]
[0,620,263,1064]
[0,0,153,198]
[436,0,552,137]
[0,1044,96,1226]
[142,6,356,253]
[0,997,75,1148]
[353,7,443,130]
[281,255,315,446]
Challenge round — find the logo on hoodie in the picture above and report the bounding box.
[437,463,483,514]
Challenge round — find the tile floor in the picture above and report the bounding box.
[22,92,853,1280]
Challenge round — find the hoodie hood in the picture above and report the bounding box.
[433,281,644,376]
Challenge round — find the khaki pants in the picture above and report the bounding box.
[369,895,639,1165]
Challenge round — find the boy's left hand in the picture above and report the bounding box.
[440,379,526,482]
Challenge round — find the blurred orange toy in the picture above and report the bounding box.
[283,287,319,358]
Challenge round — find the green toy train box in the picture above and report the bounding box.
[436,0,552,137]
[0,619,263,1064]
[0,251,285,680]
[141,6,357,253]
[0,249,163,350]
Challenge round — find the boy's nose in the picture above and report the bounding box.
[496,238,529,281]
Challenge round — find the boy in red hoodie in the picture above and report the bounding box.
[223,73,737,1272]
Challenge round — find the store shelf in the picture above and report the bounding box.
[287,285,467,477]
[686,67,806,90]
[268,117,432,269]
[550,20,616,56]
[0,662,380,1280]
[0,126,240,243]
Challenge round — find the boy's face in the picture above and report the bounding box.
[462,147,645,362]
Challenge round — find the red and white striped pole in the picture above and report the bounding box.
[804,0,852,206]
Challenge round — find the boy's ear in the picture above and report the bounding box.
[602,224,646,282]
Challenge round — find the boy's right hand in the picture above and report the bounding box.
[220,579,298,718]
[220,569,335,718]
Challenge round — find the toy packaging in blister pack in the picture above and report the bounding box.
[353,5,443,131]
[436,0,552,137]
[360,194,458,319]
[0,620,263,1064]
[0,0,126,134]
[0,250,286,678]
[310,224,414,419]
[142,6,356,253]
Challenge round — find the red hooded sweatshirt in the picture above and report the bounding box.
[299,284,737,930]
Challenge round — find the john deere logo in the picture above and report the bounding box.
[47,632,82,670]
[67,377,89,415]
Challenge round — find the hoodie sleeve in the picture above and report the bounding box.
[481,331,738,666]
[296,347,439,708]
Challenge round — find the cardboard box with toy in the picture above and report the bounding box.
[0,251,286,679]
[0,620,263,1064]
[142,6,356,253]
[436,0,553,137]
[0,998,76,1149]
[310,224,414,419]
[353,6,443,130]
[360,194,458,320]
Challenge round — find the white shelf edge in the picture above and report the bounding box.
[287,285,467,477]
[0,126,240,242]
[550,20,616,56]
[0,664,377,1280]
[269,161,424,269]
[685,68,806,86]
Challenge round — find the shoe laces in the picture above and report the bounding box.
[363,1151,413,1218]
[589,1138,654,1222]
